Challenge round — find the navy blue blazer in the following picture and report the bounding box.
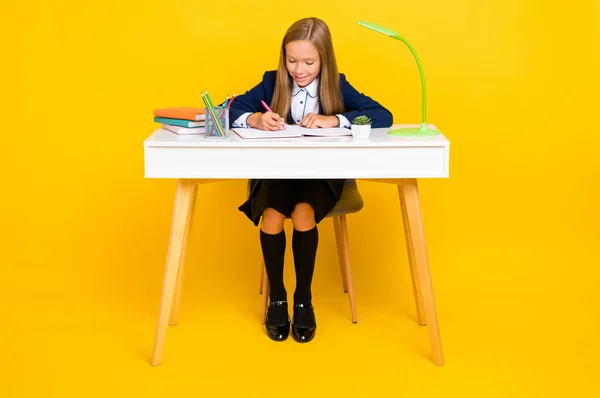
[231,70,393,203]
[229,70,393,128]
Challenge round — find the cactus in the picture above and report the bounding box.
[352,115,372,125]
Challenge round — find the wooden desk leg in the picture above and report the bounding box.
[151,179,195,366]
[169,183,198,326]
[399,178,444,366]
[398,185,427,326]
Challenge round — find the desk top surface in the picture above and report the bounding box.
[143,124,449,148]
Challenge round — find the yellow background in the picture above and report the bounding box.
[2,0,599,396]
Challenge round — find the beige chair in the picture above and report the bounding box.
[256,179,364,324]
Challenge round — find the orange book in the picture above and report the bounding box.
[153,107,206,121]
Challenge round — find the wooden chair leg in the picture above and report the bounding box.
[399,178,444,366]
[338,215,358,323]
[259,260,265,294]
[398,184,427,326]
[151,179,195,366]
[333,216,349,293]
[261,261,269,324]
[169,184,198,326]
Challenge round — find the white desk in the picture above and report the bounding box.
[144,124,449,366]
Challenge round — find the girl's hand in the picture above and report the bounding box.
[299,113,339,128]
[248,112,285,131]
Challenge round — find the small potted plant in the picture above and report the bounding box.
[351,115,372,139]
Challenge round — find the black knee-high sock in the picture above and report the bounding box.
[260,229,287,303]
[292,226,319,304]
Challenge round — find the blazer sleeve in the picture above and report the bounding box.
[339,74,393,128]
[228,71,277,127]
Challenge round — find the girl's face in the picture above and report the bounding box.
[285,40,321,87]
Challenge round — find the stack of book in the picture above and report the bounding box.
[153,107,206,135]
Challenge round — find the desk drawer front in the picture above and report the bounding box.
[144,146,449,178]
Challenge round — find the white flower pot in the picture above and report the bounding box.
[351,124,371,139]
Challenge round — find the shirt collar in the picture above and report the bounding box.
[292,76,319,98]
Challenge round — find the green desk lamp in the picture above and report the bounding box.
[357,20,440,137]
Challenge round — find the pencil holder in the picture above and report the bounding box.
[205,107,230,138]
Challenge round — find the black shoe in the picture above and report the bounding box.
[292,303,316,343]
[265,301,290,342]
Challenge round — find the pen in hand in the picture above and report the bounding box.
[260,100,286,130]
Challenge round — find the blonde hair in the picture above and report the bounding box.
[271,18,344,121]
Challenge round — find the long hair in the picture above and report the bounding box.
[271,18,344,121]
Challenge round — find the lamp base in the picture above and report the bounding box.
[387,123,440,137]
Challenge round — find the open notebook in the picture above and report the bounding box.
[231,124,351,139]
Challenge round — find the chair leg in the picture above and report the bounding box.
[398,184,427,326]
[259,260,264,294]
[258,219,265,294]
[399,178,444,366]
[338,215,358,323]
[261,261,269,324]
[169,184,198,326]
[333,216,348,293]
[151,179,195,366]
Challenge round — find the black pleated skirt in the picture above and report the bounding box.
[238,179,344,226]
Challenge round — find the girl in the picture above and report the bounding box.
[229,17,393,343]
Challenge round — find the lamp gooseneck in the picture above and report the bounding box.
[392,35,427,131]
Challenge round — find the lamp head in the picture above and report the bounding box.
[357,20,399,38]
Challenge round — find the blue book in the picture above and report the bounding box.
[154,116,205,128]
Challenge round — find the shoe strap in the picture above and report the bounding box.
[294,303,313,309]
[268,300,288,308]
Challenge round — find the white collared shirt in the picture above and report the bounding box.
[232,76,351,128]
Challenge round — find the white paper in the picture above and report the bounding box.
[231,127,302,139]
[285,125,351,137]
[231,125,351,139]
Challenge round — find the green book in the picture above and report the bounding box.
[154,116,204,128]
